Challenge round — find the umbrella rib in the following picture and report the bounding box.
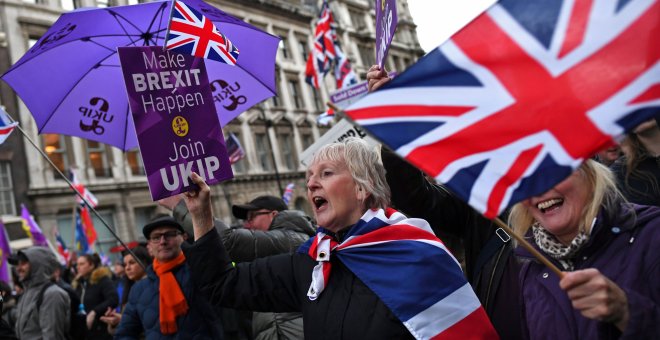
[109,2,168,46]
[147,1,170,46]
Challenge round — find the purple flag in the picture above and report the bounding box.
[0,221,11,283]
[21,204,48,247]
[375,0,397,68]
[118,46,233,200]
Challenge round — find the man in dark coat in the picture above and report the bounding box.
[114,216,223,339]
[169,195,315,339]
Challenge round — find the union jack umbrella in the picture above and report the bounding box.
[166,0,240,65]
[346,0,659,219]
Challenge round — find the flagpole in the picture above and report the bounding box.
[327,102,565,278]
[8,121,146,271]
[162,0,177,50]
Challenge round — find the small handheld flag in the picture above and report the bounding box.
[225,133,245,164]
[166,0,240,65]
[282,183,295,205]
[0,107,18,145]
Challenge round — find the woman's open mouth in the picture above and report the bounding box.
[537,198,564,213]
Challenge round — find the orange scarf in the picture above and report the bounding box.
[153,252,189,334]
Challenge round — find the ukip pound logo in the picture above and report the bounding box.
[210,79,246,111]
[79,97,113,135]
[32,23,77,53]
[172,116,189,137]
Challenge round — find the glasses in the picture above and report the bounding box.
[149,231,182,243]
[246,211,272,222]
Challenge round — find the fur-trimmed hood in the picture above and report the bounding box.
[73,266,113,289]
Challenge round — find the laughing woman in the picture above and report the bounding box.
[181,138,497,339]
[510,159,660,339]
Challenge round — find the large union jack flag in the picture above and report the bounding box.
[346,0,660,219]
[305,1,336,88]
[165,0,239,65]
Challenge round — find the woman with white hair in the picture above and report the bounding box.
[181,138,497,339]
[510,160,660,339]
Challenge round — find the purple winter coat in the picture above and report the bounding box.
[516,204,660,339]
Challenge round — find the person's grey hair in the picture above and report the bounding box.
[509,159,630,239]
[309,138,390,209]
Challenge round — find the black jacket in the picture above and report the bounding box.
[174,202,316,262]
[381,148,523,339]
[184,230,414,340]
[174,202,315,339]
[73,267,119,340]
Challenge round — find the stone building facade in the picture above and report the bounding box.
[0,0,423,254]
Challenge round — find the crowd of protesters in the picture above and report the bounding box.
[0,65,658,339]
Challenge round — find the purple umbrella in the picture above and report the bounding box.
[1,0,279,151]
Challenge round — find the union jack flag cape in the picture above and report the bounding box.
[165,0,239,65]
[346,0,660,219]
[299,208,498,339]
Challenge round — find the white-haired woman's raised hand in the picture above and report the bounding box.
[367,65,391,92]
[560,268,629,331]
[183,172,214,241]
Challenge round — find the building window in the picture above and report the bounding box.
[225,127,247,174]
[349,9,367,30]
[271,71,283,108]
[358,44,375,67]
[126,148,145,176]
[298,38,309,62]
[134,206,157,240]
[0,162,16,215]
[28,37,39,51]
[287,78,303,109]
[96,0,109,7]
[276,122,297,171]
[312,89,324,112]
[391,55,400,71]
[86,141,112,178]
[61,0,79,10]
[279,35,290,59]
[43,134,70,179]
[254,132,273,171]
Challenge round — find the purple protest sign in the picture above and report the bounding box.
[375,0,398,68]
[118,46,233,200]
